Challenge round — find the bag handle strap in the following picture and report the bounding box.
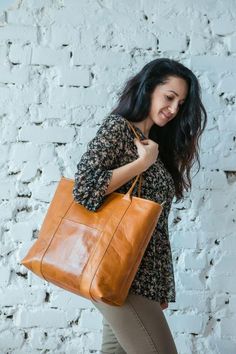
[124,119,143,198]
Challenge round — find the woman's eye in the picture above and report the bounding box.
[166,95,183,107]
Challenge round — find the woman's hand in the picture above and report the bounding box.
[134,138,159,171]
[160,302,168,310]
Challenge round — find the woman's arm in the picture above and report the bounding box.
[104,138,159,195]
[73,115,158,211]
[104,157,145,195]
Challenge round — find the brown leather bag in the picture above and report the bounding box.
[20,120,165,306]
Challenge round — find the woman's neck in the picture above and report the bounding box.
[132,117,154,138]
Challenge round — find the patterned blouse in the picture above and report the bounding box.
[72,113,176,304]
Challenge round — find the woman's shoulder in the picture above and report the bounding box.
[101,113,129,131]
[86,113,131,150]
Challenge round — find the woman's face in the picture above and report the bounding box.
[148,76,188,127]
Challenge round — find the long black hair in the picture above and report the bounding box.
[110,58,207,202]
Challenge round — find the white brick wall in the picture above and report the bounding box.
[0,0,235,353]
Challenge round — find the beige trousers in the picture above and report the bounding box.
[91,292,178,354]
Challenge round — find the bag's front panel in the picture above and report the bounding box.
[21,177,163,306]
[41,218,101,298]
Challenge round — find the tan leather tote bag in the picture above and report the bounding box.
[20,120,165,306]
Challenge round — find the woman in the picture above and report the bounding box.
[73,58,207,354]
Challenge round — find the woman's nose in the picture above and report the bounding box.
[168,103,178,114]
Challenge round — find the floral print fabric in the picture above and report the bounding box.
[72,114,176,303]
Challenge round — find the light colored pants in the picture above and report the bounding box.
[91,292,178,354]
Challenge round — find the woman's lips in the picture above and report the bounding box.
[160,112,171,119]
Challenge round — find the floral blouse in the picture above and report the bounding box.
[72,113,176,303]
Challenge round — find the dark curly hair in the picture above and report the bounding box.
[110,58,207,202]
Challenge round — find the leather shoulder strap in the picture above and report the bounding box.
[124,119,141,141]
[124,118,143,197]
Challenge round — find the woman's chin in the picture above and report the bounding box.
[154,113,170,126]
[154,118,168,127]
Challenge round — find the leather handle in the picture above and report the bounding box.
[124,119,143,198]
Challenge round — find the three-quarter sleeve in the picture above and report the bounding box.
[72,114,127,211]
